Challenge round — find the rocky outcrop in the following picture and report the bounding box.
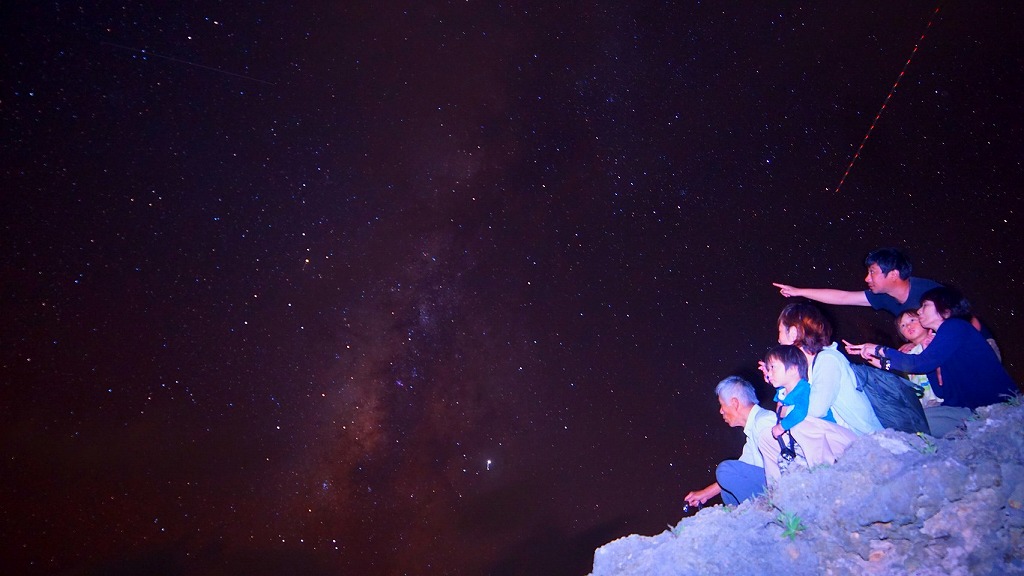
[591,401,1024,575]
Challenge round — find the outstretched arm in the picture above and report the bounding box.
[844,337,951,373]
[684,482,721,507]
[842,340,883,368]
[773,283,870,306]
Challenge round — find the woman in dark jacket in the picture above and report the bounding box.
[845,287,1019,435]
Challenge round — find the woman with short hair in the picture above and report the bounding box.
[773,302,882,436]
[845,287,1019,436]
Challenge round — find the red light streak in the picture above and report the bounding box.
[833,5,942,194]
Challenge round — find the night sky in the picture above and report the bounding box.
[3,2,1022,575]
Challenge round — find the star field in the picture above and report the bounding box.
[2,2,1023,574]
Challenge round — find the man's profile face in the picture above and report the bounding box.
[864,263,897,294]
[718,396,743,428]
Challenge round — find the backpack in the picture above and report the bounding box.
[850,363,931,435]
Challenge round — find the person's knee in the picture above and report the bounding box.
[716,460,741,485]
[717,460,765,505]
[716,459,736,476]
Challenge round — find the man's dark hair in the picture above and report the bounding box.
[778,302,832,355]
[764,344,808,381]
[864,248,912,280]
[921,286,972,320]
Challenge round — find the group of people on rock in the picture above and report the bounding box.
[684,248,1020,509]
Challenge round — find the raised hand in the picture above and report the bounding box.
[772,282,800,298]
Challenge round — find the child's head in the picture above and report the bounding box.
[896,310,927,343]
[763,344,808,388]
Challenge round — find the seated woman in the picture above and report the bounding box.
[758,344,856,481]
[766,303,882,436]
[894,310,943,408]
[845,287,1019,436]
[756,303,879,482]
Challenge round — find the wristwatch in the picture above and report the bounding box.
[874,345,891,370]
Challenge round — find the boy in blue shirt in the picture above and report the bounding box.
[763,344,835,440]
[758,344,855,481]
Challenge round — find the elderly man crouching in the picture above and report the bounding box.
[684,376,776,507]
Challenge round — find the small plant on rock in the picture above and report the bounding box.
[775,510,806,540]
[915,432,937,454]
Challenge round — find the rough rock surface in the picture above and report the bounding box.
[591,401,1024,576]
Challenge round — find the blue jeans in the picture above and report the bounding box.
[716,460,767,505]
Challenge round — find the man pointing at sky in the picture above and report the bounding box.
[773,247,941,315]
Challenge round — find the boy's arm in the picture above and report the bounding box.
[779,386,810,430]
[779,401,808,430]
[773,283,870,306]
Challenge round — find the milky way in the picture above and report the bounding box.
[3,2,1022,574]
